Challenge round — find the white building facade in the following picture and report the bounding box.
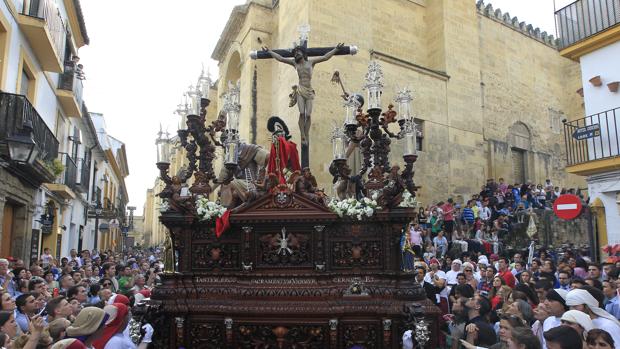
[556,0,620,248]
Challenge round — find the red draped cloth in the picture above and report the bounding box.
[216,210,231,238]
[267,136,301,184]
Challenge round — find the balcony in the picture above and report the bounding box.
[74,157,91,194]
[17,0,67,72]
[0,92,59,185]
[56,61,84,117]
[45,152,77,200]
[555,0,620,59]
[564,107,620,175]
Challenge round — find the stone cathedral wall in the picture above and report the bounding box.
[210,0,586,207]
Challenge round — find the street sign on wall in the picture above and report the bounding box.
[572,124,600,140]
[553,194,583,220]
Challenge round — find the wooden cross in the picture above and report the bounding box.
[251,25,357,168]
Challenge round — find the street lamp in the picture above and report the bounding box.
[92,201,102,251]
[6,120,39,164]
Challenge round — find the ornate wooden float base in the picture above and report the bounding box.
[150,192,440,348]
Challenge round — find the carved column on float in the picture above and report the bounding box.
[329,319,339,347]
[242,226,253,272]
[175,317,185,347]
[224,318,234,346]
[383,319,392,347]
[314,225,326,271]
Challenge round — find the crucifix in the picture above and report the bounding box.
[251,25,357,168]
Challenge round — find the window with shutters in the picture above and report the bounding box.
[17,49,37,103]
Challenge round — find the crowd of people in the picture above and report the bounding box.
[402,178,617,349]
[0,247,162,348]
[404,178,587,261]
[0,178,602,349]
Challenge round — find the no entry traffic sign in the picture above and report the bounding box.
[553,194,583,220]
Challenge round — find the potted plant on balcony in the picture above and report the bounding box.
[608,81,619,93]
[44,158,65,178]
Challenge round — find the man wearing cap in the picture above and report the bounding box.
[542,288,569,349]
[566,288,620,345]
[446,259,463,287]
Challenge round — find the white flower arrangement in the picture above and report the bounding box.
[158,199,169,212]
[328,197,380,220]
[398,191,418,208]
[195,196,226,221]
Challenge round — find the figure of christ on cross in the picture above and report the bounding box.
[261,43,344,167]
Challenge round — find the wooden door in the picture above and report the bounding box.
[1,204,14,257]
[511,148,525,184]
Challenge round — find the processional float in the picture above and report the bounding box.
[149,29,438,348]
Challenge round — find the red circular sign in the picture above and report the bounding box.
[553,194,583,220]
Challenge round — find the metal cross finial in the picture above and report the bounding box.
[298,24,311,44]
[277,227,292,255]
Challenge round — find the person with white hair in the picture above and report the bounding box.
[446,259,463,287]
[566,288,620,346]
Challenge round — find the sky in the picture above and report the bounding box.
[78,0,566,215]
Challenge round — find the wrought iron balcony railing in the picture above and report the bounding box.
[555,0,620,49]
[21,0,67,63]
[58,60,84,105]
[564,107,620,166]
[55,152,78,191]
[75,157,91,193]
[0,92,59,161]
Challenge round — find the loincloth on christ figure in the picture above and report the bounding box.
[288,85,315,107]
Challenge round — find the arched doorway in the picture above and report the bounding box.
[223,51,241,87]
[509,122,531,184]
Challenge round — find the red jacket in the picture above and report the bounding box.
[498,270,516,288]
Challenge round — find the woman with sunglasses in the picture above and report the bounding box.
[99,278,114,291]
[462,262,478,290]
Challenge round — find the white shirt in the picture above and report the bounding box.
[592,317,620,347]
[424,270,448,298]
[104,333,136,349]
[446,270,460,285]
[541,316,561,349]
[41,253,53,266]
[68,256,82,267]
[479,207,491,220]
